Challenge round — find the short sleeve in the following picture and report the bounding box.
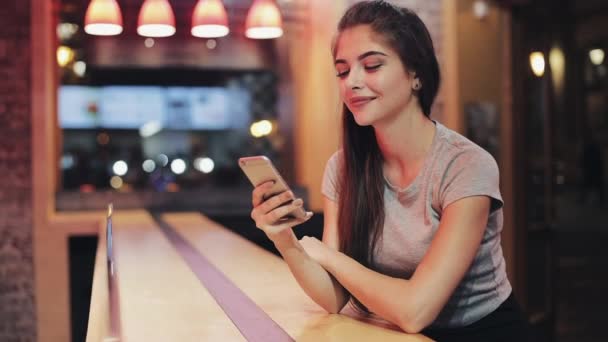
[321,151,343,202]
[439,148,504,213]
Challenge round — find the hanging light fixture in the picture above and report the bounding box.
[245,0,283,39]
[84,0,123,36]
[137,0,176,38]
[472,0,489,20]
[57,46,75,67]
[530,51,545,77]
[589,48,605,66]
[191,0,229,38]
[83,0,286,39]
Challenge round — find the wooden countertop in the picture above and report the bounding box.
[87,210,432,341]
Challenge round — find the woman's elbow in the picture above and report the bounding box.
[319,291,348,314]
[397,310,434,334]
[325,306,341,314]
[319,301,341,314]
[321,297,348,314]
[397,319,426,334]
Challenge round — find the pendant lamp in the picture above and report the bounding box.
[245,0,283,39]
[84,0,123,36]
[137,0,176,38]
[191,0,230,38]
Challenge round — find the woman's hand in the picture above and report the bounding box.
[299,236,336,269]
[250,181,313,240]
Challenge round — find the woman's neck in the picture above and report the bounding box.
[373,104,435,187]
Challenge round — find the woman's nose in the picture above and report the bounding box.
[345,68,363,90]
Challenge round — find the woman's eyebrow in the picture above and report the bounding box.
[335,51,388,65]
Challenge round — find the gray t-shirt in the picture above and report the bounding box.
[321,121,511,328]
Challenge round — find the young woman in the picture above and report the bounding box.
[250,1,531,340]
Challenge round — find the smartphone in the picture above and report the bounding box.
[238,155,307,219]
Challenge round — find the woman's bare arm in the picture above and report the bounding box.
[312,196,491,333]
[250,182,348,313]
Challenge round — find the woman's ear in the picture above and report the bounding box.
[410,71,422,91]
[412,77,422,91]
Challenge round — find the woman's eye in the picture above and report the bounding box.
[335,64,380,78]
[336,70,349,78]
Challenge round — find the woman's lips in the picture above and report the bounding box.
[349,96,376,107]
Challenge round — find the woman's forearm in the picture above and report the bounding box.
[270,229,348,313]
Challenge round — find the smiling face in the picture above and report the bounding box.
[334,24,417,127]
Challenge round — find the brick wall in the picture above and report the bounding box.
[0,1,36,341]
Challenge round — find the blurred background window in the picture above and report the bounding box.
[59,70,279,193]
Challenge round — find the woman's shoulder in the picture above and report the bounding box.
[431,122,503,210]
[326,149,344,168]
[430,121,500,186]
[322,150,345,198]
[323,149,344,179]
[434,121,497,165]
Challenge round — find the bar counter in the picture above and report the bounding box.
[86,210,432,341]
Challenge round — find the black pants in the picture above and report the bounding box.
[422,292,533,342]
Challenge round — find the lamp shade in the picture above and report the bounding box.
[84,0,123,36]
[245,0,283,39]
[137,0,176,38]
[191,0,229,38]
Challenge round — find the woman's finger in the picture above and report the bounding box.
[266,198,304,223]
[252,181,275,206]
[265,212,312,235]
[258,190,294,215]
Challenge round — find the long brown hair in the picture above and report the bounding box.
[333,0,440,312]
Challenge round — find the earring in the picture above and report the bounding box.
[413,79,422,90]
